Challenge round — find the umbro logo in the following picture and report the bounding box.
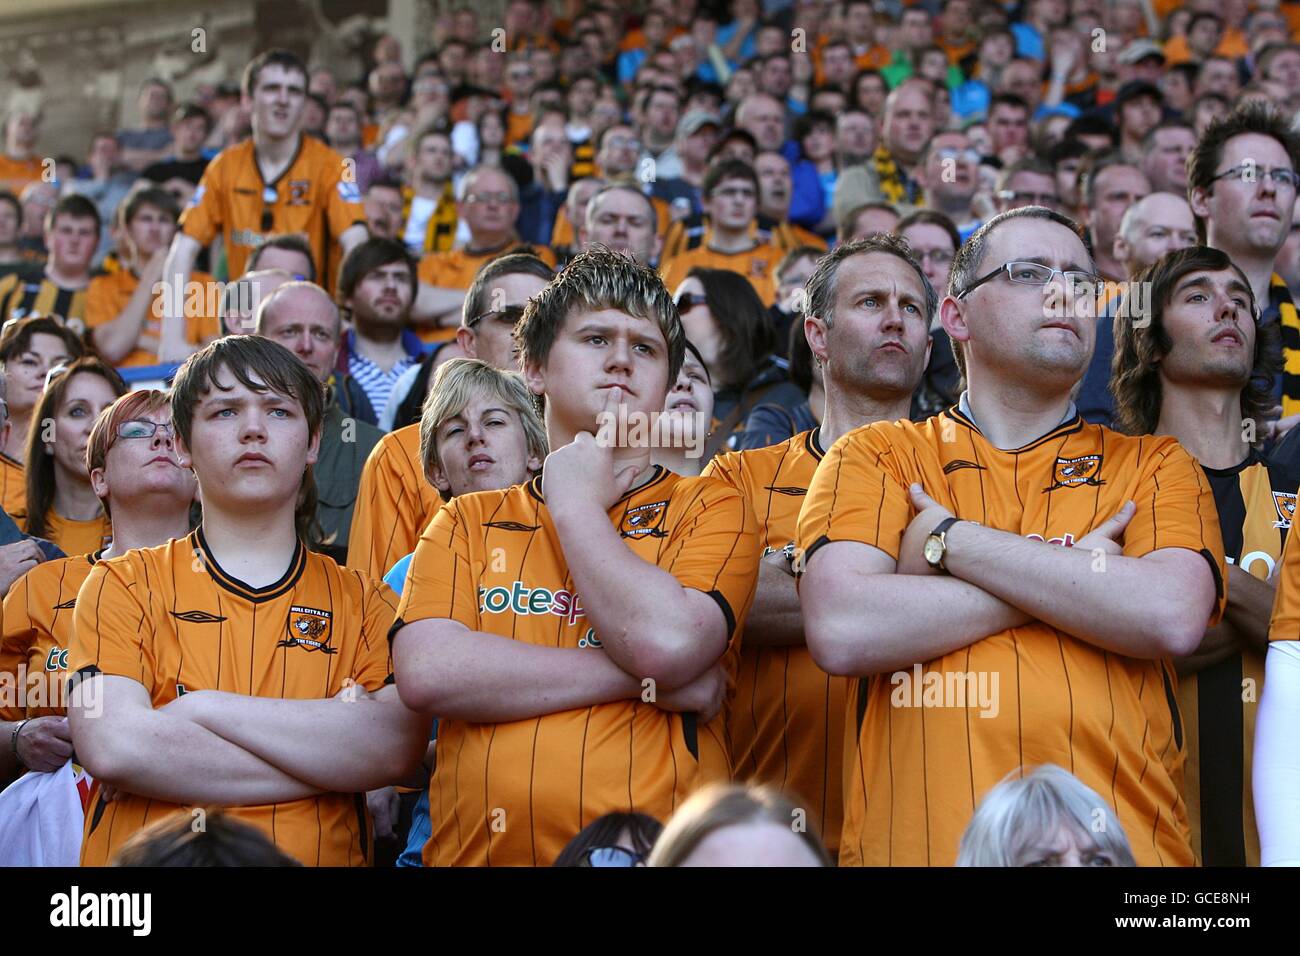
[484,521,540,532]
[54,598,77,610]
[766,485,807,496]
[943,460,986,474]
[170,610,227,624]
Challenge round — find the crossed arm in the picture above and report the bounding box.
[68,674,427,804]
[1178,563,1276,676]
[802,497,1215,677]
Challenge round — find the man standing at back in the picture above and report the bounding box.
[161,49,369,361]
[798,207,1226,866]
[704,235,933,859]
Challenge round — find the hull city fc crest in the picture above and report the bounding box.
[620,500,669,538]
[1274,491,1297,529]
[1043,454,1104,492]
[278,606,336,653]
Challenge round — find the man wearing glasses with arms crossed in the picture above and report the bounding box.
[797,206,1227,866]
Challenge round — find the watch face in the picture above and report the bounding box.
[923,535,944,566]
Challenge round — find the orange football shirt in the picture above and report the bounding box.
[68,531,396,867]
[346,424,443,581]
[394,466,760,866]
[180,136,365,289]
[797,407,1227,867]
[84,267,221,366]
[704,428,847,853]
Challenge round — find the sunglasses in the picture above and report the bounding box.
[675,292,707,313]
[467,304,526,328]
[580,846,644,867]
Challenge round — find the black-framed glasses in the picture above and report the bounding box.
[675,292,707,312]
[467,304,525,328]
[956,260,1101,299]
[1209,164,1300,191]
[579,846,644,867]
[116,419,174,440]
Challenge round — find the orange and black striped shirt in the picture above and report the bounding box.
[0,551,99,721]
[345,424,443,581]
[704,428,847,853]
[68,530,396,867]
[0,272,93,336]
[659,236,783,305]
[796,407,1227,867]
[1181,450,1297,867]
[394,466,761,866]
[180,136,366,289]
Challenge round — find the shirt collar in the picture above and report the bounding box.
[957,389,1078,431]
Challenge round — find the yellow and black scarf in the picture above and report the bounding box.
[1276,273,1300,416]
[871,145,923,207]
[401,182,458,255]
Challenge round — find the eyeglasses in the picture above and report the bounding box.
[462,191,514,205]
[1209,164,1300,191]
[935,147,980,164]
[713,186,756,199]
[116,419,174,440]
[467,304,525,328]
[605,135,641,151]
[996,190,1059,207]
[957,260,1100,299]
[579,846,644,867]
[675,292,707,312]
[915,248,954,266]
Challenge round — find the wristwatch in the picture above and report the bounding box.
[923,517,962,572]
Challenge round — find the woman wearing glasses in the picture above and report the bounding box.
[673,268,807,457]
[22,359,126,557]
[0,317,85,524]
[0,389,196,788]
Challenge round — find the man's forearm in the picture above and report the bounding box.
[159,234,200,352]
[802,563,1031,675]
[943,522,1212,658]
[75,709,321,805]
[94,279,156,364]
[552,502,725,686]
[1222,563,1276,655]
[392,619,644,720]
[411,283,465,326]
[178,687,427,793]
[744,559,805,647]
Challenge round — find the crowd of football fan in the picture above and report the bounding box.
[3,0,1300,867]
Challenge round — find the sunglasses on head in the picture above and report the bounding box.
[675,292,707,313]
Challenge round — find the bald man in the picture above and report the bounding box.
[219,268,294,335]
[1077,192,1200,426]
[254,280,384,561]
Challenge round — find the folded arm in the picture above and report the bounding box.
[165,683,428,793]
[800,540,1032,675]
[743,552,807,648]
[392,618,645,720]
[943,521,1216,658]
[552,504,729,688]
[68,674,322,806]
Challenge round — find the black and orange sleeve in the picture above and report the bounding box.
[347,435,426,580]
[179,154,224,246]
[393,499,480,632]
[796,427,910,566]
[1270,533,1300,643]
[68,558,154,688]
[1125,438,1228,626]
[0,573,38,721]
[355,575,400,691]
[660,480,761,644]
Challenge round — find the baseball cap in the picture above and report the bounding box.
[677,110,722,139]
[1118,40,1166,66]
